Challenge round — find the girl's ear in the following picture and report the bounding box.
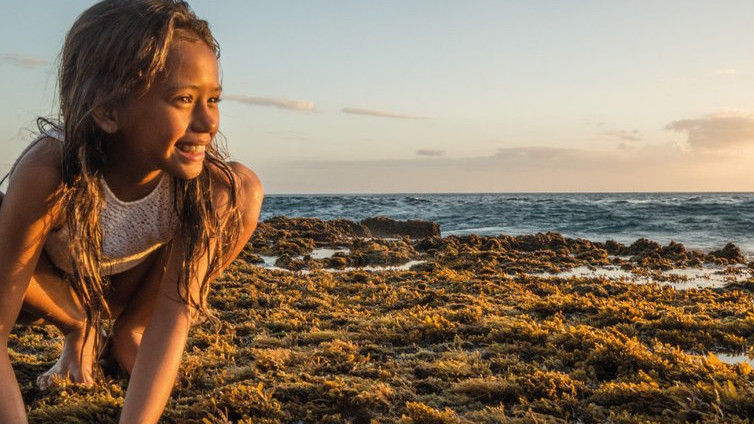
[92,106,119,134]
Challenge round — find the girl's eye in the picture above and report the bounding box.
[209,96,222,104]
[175,95,193,104]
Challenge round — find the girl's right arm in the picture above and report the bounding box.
[0,139,62,423]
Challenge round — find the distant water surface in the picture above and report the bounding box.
[260,193,754,255]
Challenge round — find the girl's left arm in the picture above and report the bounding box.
[119,164,263,424]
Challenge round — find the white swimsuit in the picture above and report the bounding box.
[9,131,179,275]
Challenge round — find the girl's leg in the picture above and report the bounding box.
[105,248,167,374]
[0,190,95,387]
[25,252,97,388]
[27,249,161,388]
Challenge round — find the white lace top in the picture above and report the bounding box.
[10,131,179,275]
[44,174,179,275]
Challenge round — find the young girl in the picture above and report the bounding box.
[0,0,262,422]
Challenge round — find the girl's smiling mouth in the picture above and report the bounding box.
[176,143,206,160]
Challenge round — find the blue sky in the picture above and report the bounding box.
[2,1,754,193]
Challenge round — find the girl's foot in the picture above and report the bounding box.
[36,327,97,390]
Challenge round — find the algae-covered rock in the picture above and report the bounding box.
[709,243,745,264]
[361,216,441,239]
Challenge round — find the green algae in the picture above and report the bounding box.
[10,217,754,423]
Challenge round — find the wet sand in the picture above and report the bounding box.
[10,217,754,423]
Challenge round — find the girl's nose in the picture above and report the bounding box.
[191,102,219,133]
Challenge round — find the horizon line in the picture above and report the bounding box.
[264,190,754,196]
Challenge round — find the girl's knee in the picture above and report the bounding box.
[111,323,143,350]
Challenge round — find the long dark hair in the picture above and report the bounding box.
[45,0,240,336]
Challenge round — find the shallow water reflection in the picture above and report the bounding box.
[544,265,752,290]
[715,352,754,366]
[257,248,424,272]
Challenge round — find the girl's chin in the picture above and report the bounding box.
[165,164,204,180]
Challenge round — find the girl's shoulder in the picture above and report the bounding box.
[206,161,263,205]
[8,134,63,195]
[2,134,66,227]
[12,135,63,178]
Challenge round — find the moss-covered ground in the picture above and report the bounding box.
[10,217,754,423]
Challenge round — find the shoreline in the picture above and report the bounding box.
[259,192,754,258]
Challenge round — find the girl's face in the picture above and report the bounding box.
[109,39,221,181]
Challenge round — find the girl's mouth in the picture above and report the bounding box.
[176,144,206,161]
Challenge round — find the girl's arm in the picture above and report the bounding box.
[117,235,196,423]
[0,142,62,423]
[119,164,262,423]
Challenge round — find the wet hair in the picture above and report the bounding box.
[40,0,240,339]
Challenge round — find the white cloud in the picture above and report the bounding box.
[0,54,50,69]
[416,149,445,157]
[603,129,641,142]
[665,110,754,150]
[224,94,316,112]
[342,107,428,119]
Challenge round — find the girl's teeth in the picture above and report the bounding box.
[178,145,206,153]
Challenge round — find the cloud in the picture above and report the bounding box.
[0,54,50,68]
[342,107,428,119]
[665,111,754,150]
[603,129,640,142]
[416,149,445,157]
[224,94,315,112]
[715,68,739,76]
[492,147,584,162]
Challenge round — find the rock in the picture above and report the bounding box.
[623,238,661,255]
[603,240,625,255]
[512,232,571,253]
[709,243,745,263]
[661,241,687,258]
[326,255,348,269]
[361,217,440,239]
[256,216,371,241]
[574,248,609,263]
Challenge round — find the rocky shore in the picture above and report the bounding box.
[10,216,754,423]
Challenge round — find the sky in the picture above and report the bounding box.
[2,1,754,193]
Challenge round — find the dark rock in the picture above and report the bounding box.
[413,236,443,252]
[623,238,661,255]
[239,249,265,265]
[361,216,440,239]
[661,241,686,256]
[512,232,571,253]
[481,238,505,252]
[574,248,609,263]
[256,216,371,241]
[603,240,625,255]
[709,243,745,263]
[326,255,348,269]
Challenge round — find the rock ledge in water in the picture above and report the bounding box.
[361,216,441,239]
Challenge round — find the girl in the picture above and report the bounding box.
[0,0,263,422]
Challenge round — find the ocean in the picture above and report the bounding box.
[260,192,754,256]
